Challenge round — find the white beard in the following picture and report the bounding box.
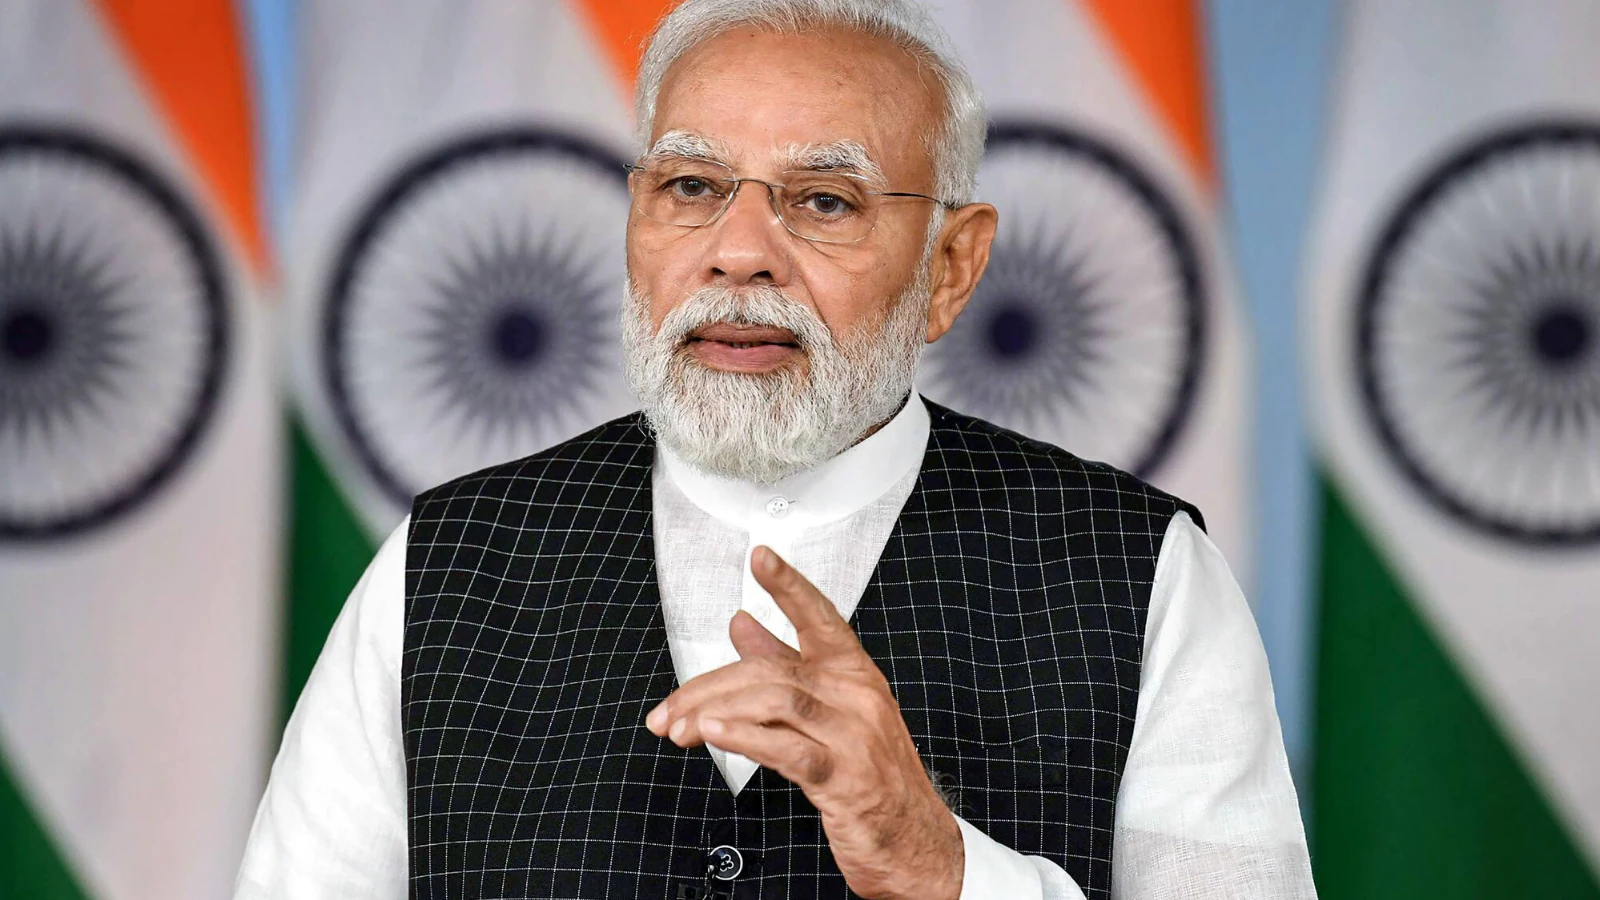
[621,267,931,484]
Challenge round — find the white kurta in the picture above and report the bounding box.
[235,397,1315,899]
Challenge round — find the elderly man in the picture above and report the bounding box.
[236,1,1315,898]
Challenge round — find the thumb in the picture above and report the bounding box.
[729,610,798,661]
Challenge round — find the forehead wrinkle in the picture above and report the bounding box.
[640,129,734,166]
[775,140,887,187]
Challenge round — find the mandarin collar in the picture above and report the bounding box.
[655,394,930,528]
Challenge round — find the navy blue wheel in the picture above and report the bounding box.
[1357,120,1600,545]
[0,127,229,540]
[322,128,632,507]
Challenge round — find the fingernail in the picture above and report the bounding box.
[669,717,688,742]
[702,718,725,738]
[646,703,667,734]
[753,546,777,574]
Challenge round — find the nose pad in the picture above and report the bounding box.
[718,179,783,229]
[757,181,785,223]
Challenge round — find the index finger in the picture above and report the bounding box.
[750,545,857,657]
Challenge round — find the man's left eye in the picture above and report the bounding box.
[805,193,854,215]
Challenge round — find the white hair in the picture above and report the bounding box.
[635,0,987,206]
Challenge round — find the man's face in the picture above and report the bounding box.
[626,26,947,374]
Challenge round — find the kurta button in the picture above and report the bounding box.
[708,844,743,880]
[765,496,790,518]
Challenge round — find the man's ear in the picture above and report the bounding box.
[924,202,998,343]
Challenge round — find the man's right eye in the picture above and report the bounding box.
[667,176,715,199]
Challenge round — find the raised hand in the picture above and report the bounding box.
[645,546,964,900]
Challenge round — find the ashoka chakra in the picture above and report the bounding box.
[1357,120,1600,545]
[0,127,229,540]
[322,127,633,508]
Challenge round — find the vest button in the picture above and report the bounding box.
[765,496,791,518]
[708,844,743,880]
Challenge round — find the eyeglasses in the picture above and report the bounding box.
[625,157,956,245]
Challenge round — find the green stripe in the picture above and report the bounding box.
[1312,474,1600,899]
[0,745,91,900]
[282,415,377,718]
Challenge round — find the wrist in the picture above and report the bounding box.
[883,805,964,900]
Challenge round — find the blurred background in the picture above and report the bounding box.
[1,0,1597,897]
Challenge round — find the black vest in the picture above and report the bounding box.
[404,401,1199,900]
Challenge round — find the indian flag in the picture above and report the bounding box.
[281,1,672,707]
[921,0,1252,576]
[0,1,279,898]
[1307,0,1600,896]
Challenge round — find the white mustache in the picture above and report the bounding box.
[656,285,834,354]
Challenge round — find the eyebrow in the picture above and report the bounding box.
[776,140,887,187]
[638,130,734,167]
[639,132,889,187]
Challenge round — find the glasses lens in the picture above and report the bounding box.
[777,172,877,243]
[630,159,734,226]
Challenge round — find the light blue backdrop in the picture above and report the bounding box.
[1207,0,1341,777]
[238,0,1342,780]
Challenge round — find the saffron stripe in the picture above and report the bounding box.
[92,0,269,272]
[1078,0,1217,186]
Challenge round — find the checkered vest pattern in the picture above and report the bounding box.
[403,400,1200,899]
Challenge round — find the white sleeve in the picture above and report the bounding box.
[956,813,1084,900]
[1109,511,1317,899]
[233,521,410,900]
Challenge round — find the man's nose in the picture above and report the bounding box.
[701,182,795,286]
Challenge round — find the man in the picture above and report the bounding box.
[236,1,1315,898]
